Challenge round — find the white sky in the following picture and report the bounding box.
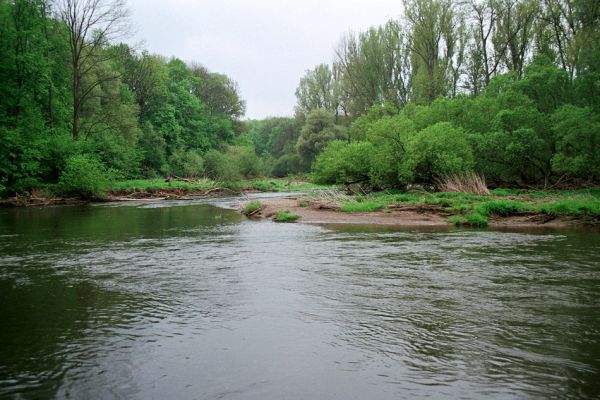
[126,0,402,119]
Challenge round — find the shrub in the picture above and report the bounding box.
[406,122,474,183]
[478,200,530,216]
[204,149,240,182]
[243,200,262,215]
[312,141,374,185]
[58,154,115,198]
[466,211,488,227]
[272,153,304,177]
[228,146,264,179]
[274,210,300,222]
[297,199,309,207]
[169,150,204,178]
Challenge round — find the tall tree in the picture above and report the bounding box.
[404,0,464,104]
[55,0,129,139]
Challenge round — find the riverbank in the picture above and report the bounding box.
[244,189,600,230]
[2,179,599,230]
[0,178,329,207]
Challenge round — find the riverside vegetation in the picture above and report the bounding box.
[1,0,599,229]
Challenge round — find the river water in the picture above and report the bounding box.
[0,197,599,399]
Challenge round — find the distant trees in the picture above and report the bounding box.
[296,0,600,116]
[0,0,249,195]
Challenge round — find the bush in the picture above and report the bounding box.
[312,141,374,184]
[243,200,262,215]
[466,211,488,227]
[169,150,204,178]
[274,210,300,222]
[204,149,240,182]
[272,153,305,177]
[477,200,530,216]
[58,154,115,198]
[406,122,474,183]
[228,146,264,178]
[339,201,384,213]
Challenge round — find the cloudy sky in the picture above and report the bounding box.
[126,0,402,119]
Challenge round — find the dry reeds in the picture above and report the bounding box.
[436,172,490,195]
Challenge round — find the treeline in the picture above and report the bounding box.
[290,0,600,187]
[0,0,250,195]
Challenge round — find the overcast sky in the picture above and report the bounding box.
[126,0,402,119]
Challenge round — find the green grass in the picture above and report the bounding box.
[297,199,310,207]
[106,178,337,193]
[476,200,531,216]
[274,210,300,222]
[540,199,600,217]
[334,188,600,227]
[340,201,385,213]
[242,178,336,192]
[243,200,262,215]
[108,178,220,191]
[465,211,489,227]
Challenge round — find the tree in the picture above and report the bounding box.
[295,64,338,118]
[191,64,246,119]
[296,109,347,164]
[55,0,130,139]
[404,0,464,104]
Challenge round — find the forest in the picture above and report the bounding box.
[0,0,599,198]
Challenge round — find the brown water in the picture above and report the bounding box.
[0,198,599,399]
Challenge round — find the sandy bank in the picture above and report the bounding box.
[248,196,580,230]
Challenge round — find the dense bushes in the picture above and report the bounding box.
[57,155,115,198]
[311,59,600,188]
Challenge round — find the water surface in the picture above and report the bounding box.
[1,199,599,399]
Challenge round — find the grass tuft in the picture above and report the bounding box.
[541,200,600,217]
[436,172,490,195]
[242,200,262,216]
[274,210,300,222]
[466,211,488,227]
[339,201,384,213]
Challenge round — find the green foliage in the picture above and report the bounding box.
[274,210,300,222]
[476,200,531,216]
[109,178,219,191]
[297,199,309,207]
[465,211,488,227]
[406,122,474,183]
[272,153,304,177]
[541,200,600,218]
[550,105,600,180]
[57,154,115,198]
[169,150,204,178]
[312,141,374,184]
[296,109,347,164]
[243,200,262,215]
[339,201,384,213]
[204,149,240,182]
[228,146,264,179]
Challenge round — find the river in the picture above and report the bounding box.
[1,196,599,399]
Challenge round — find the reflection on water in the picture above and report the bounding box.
[0,201,599,399]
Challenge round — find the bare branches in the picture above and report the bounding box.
[54,0,130,139]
